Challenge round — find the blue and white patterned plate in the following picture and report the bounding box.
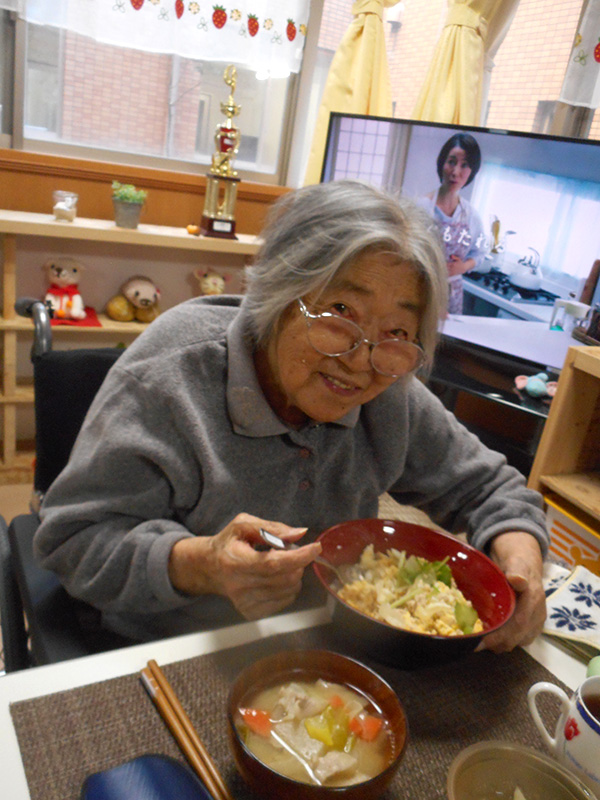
[543,565,600,650]
[543,560,571,597]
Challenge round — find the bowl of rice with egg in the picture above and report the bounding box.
[313,519,516,669]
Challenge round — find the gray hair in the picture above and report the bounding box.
[243,180,448,371]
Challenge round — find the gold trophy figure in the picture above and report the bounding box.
[201,65,241,239]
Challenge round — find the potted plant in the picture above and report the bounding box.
[111,181,148,229]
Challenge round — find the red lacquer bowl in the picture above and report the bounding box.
[313,519,516,670]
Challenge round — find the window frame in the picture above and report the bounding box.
[0,10,15,147]
[5,4,326,187]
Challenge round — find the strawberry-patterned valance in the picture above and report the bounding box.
[7,0,311,76]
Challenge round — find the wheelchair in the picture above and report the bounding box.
[0,298,128,671]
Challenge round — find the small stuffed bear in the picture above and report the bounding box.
[44,257,87,320]
[194,269,227,296]
[106,275,161,323]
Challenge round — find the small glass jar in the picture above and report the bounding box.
[53,190,78,222]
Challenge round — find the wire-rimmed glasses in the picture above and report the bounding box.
[298,299,424,377]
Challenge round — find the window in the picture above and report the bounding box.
[316,0,598,140]
[0,10,14,140]
[25,23,60,135]
[20,22,294,179]
[532,101,558,135]
[0,0,320,184]
[2,1,597,186]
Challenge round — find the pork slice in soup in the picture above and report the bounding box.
[236,678,393,786]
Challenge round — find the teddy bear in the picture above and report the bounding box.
[194,269,227,296]
[105,275,161,323]
[43,257,87,320]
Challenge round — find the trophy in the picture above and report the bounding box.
[200,65,241,239]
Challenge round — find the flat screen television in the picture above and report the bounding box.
[320,113,600,325]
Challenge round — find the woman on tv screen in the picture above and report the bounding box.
[418,133,487,313]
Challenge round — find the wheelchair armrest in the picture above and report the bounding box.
[0,514,30,671]
[8,513,92,665]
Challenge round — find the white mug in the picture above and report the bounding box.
[528,676,600,794]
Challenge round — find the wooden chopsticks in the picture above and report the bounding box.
[140,659,234,800]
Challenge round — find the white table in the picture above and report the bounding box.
[441,315,576,371]
[0,604,586,800]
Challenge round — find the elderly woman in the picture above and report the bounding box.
[34,181,547,651]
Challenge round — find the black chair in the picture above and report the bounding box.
[0,299,127,671]
[0,514,29,672]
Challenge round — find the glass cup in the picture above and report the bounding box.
[53,190,78,222]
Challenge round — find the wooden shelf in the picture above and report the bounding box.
[0,385,34,404]
[0,209,261,255]
[529,346,600,527]
[0,209,260,474]
[571,346,600,380]
[539,472,600,524]
[0,450,35,484]
[0,314,149,335]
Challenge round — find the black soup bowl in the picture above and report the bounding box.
[313,519,516,670]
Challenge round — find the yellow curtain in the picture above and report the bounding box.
[303,0,399,186]
[413,0,521,126]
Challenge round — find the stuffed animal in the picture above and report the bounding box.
[514,372,558,398]
[43,257,87,320]
[106,275,161,323]
[194,269,227,296]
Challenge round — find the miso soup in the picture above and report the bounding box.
[235,678,394,786]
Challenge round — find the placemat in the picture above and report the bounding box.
[10,625,568,800]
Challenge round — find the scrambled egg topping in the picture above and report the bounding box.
[337,545,483,637]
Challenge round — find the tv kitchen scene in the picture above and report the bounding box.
[321,114,600,331]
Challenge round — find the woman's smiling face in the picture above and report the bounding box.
[254,252,424,426]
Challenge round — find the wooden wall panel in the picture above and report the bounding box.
[0,149,289,234]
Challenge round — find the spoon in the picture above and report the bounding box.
[258,528,345,582]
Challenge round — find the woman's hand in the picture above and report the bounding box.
[447,255,475,277]
[167,513,322,620]
[479,531,546,652]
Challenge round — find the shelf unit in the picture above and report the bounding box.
[528,346,600,527]
[0,209,260,480]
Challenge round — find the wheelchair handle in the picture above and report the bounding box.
[15,298,53,357]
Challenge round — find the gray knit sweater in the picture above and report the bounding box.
[35,296,548,640]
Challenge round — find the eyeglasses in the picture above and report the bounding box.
[298,299,425,377]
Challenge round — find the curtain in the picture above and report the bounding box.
[413,0,521,126]
[303,0,400,186]
[479,0,520,122]
[559,0,600,109]
[11,0,310,76]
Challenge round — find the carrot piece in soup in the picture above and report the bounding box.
[349,713,383,741]
[348,717,363,737]
[360,715,383,741]
[329,694,345,709]
[240,707,272,737]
